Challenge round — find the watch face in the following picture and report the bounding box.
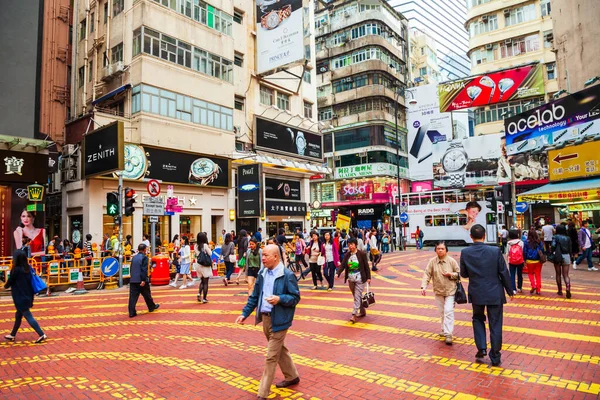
[442,149,468,172]
[265,11,279,29]
[121,144,147,180]
[189,158,222,186]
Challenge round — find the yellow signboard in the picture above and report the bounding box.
[519,188,600,203]
[548,142,600,182]
[335,214,351,232]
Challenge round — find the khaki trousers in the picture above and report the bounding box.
[258,315,299,398]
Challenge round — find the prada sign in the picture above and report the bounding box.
[83,121,124,178]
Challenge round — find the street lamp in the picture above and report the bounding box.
[584,76,600,87]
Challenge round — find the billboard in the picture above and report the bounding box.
[504,85,600,155]
[256,0,304,74]
[265,177,301,200]
[432,133,548,188]
[238,164,261,218]
[406,85,452,181]
[438,64,544,112]
[83,121,125,178]
[255,117,323,162]
[547,141,600,182]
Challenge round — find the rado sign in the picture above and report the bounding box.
[83,121,124,178]
[357,208,375,216]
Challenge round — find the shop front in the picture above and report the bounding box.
[265,200,308,237]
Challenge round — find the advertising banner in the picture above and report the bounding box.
[237,164,261,218]
[266,200,307,216]
[256,0,304,74]
[265,177,301,200]
[255,117,323,162]
[432,133,548,189]
[335,214,351,232]
[438,64,544,112]
[504,85,600,155]
[334,163,409,180]
[547,141,600,182]
[406,85,452,181]
[83,121,124,178]
[117,144,230,189]
[411,181,433,192]
[0,150,48,183]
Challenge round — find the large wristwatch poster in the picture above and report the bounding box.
[255,117,323,162]
[256,0,304,74]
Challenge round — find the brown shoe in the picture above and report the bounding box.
[275,377,300,388]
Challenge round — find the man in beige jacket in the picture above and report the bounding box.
[420,241,460,345]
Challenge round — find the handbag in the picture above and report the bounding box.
[537,246,547,264]
[30,268,47,294]
[454,279,467,304]
[198,248,212,267]
[238,255,246,268]
[361,283,375,308]
[317,255,325,266]
[228,254,237,263]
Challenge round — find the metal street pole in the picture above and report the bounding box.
[118,172,124,288]
[394,90,401,252]
[510,165,517,229]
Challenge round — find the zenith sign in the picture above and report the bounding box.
[552,153,578,164]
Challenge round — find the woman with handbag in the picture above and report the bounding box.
[551,225,572,298]
[420,241,460,345]
[294,232,310,280]
[523,227,545,295]
[3,250,46,343]
[243,238,263,296]
[306,231,324,290]
[221,233,235,286]
[321,231,340,291]
[195,232,213,303]
[235,230,249,285]
[337,237,371,323]
[177,236,194,289]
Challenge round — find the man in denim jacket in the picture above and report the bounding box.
[236,244,301,399]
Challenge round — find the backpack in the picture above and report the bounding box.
[508,242,524,265]
[418,230,424,239]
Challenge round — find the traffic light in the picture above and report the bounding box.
[385,203,391,216]
[124,187,136,216]
[106,192,119,216]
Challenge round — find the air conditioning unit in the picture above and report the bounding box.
[49,172,61,193]
[60,157,77,170]
[503,9,511,16]
[485,43,494,50]
[344,11,350,17]
[504,38,512,45]
[545,33,554,41]
[322,20,328,25]
[101,61,125,82]
[62,144,76,156]
[61,169,78,183]
[481,15,488,22]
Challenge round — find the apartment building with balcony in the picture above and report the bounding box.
[466,0,558,136]
[409,28,442,87]
[312,0,409,229]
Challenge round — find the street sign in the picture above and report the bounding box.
[548,141,600,181]
[147,179,161,197]
[399,212,409,223]
[101,257,119,277]
[143,196,165,216]
[149,216,159,223]
[515,201,529,213]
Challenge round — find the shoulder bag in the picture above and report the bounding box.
[361,282,376,308]
[454,277,467,304]
[30,268,47,294]
[537,244,547,264]
[198,245,212,266]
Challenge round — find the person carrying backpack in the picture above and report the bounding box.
[523,227,545,295]
[506,229,524,294]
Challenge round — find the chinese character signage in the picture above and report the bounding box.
[238,164,261,218]
[256,0,304,74]
[334,163,409,180]
[83,121,124,178]
[0,150,48,183]
[548,141,600,182]
[438,63,544,112]
[518,187,600,202]
[266,200,307,216]
[255,117,323,162]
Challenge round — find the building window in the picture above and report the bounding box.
[133,26,233,83]
[104,3,108,23]
[79,19,86,41]
[260,85,274,106]
[150,0,233,36]
[78,66,85,87]
[319,107,333,121]
[331,47,404,72]
[505,4,536,27]
[113,0,124,16]
[277,92,290,111]
[233,9,243,24]
[234,52,243,67]
[474,97,544,125]
[111,43,123,64]
[90,13,95,32]
[234,96,244,111]
[500,34,539,58]
[546,62,556,80]
[131,84,234,130]
[468,15,498,37]
[543,30,553,48]
[467,0,491,9]
[419,67,427,76]
[541,0,551,16]
[471,47,495,65]
[303,71,312,84]
[88,61,93,81]
[303,101,313,119]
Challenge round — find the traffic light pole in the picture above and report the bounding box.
[118,172,124,288]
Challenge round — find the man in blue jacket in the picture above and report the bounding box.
[460,224,513,367]
[236,244,301,399]
[128,244,159,318]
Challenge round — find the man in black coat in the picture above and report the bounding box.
[460,224,513,367]
[128,244,159,318]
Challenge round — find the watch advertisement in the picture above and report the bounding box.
[114,144,230,189]
[266,200,307,216]
[438,63,545,113]
[265,177,301,200]
[83,121,124,178]
[255,117,323,162]
[256,0,304,74]
[238,164,262,218]
[504,84,600,155]
[406,85,452,181]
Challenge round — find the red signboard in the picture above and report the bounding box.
[437,64,544,112]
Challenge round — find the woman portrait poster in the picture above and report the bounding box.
[459,201,482,231]
[13,209,46,257]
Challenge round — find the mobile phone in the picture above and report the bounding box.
[410,124,428,158]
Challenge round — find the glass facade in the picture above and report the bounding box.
[150,0,233,36]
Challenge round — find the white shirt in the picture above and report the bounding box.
[357,238,365,251]
[542,225,554,241]
[583,228,592,249]
[500,229,508,239]
[370,234,378,249]
[142,239,150,248]
[325,243,334,262]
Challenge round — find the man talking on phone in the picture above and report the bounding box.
[235,244,301,399]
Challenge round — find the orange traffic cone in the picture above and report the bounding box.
[73,271,88,295]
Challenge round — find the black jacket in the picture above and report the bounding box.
[130,253,149,284]
[551,234,571,254]
[460,242,512,305]
[4,265,34,311]
[338,250,371,283]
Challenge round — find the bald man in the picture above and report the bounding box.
[236,244,301,399]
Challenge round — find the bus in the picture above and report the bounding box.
[399,189,498,246]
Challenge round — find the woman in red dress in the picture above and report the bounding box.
[13,209,46,257]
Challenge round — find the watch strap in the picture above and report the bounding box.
[448,173,465,188]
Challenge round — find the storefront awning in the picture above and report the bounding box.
[232,151,331,175]
[518,178,600,203]
[92,84,131,105]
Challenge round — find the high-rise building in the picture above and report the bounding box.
[390,0,471,80]
[466,0,558,136]
[408,28,442,86]
[64,0,320,245]
[312,0,410,229]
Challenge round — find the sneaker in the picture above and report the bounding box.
[179,284,187,289]
[169,282,177,288]
[573,262,577,270]
[327,288,333,292]
[445,335,453,345]
[34,334,47,344]
[202,299,209,303]
[589,267,599,271]
[312,286,317,290]
[186,281,195,287]
[65,287,76,294]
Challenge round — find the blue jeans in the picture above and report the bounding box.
[509,263,523,292]
[224,261,235,281]
[575,247,593,268]
[323,261,336,289]
[11,308,44,337]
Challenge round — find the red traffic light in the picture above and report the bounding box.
[125,188,136,198]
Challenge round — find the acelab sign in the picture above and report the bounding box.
[255,117,323,162]
[83,121,124,178]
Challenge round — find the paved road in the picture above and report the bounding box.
[1,249,599,399]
